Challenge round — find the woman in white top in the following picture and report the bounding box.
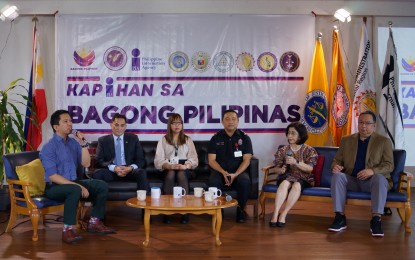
[154,113,198,223]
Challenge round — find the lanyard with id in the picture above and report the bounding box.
[234,143,242,158]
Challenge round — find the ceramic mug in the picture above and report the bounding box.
[173,186,186,198]
[208,187,222,199]
[137,190,147,201]
[204,191,215,202]
[194,187,204,198]
[151,187,161,199]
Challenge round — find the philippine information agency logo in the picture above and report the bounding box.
[169,51,189,72]
[402,57,415,72]
[73,48,95,67]
[301,90,328,134]
[103,46,127,71]
[332,84,350,128]
[257,52,277,73]
[353,90,376,117]
[213,51,234,72]
[236,52,255,72]
[191,51,210,72]
[280,51,300,72]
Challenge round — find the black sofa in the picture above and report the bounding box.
[89,141,259,205]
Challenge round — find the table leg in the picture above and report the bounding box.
[143,209,151,247]
[215,208,222,246]
[212,211,217,235]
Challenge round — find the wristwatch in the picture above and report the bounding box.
[81,143,89,148]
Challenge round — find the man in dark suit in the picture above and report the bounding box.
[93,113,148,191]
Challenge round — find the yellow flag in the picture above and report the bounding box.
[329,29,352,146]
[301,36,329,146]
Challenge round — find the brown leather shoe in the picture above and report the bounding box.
[62,229,83,244]
[87,219,116,234]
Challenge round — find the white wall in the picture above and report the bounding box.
[1,0,415,184]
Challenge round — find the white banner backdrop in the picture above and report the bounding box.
[56,14,315,177]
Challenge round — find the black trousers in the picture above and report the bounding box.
[208,170,251,209]
[44,179,108,225]
[93,168,149,191]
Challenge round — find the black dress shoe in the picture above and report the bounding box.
[180,214,190,224]
[236,207,246,223]
[269,221,278,227]
[163,215,171,224]
[276,221,286,228]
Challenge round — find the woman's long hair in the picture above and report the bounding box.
[165,113,188,145]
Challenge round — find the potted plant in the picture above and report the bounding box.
[0,78,34,210]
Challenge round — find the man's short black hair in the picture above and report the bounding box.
[359,110,376,123]
[50,110,70,133]
[222,109,238,120]
[112,113,127,122]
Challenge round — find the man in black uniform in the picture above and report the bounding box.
[208,109,253,223]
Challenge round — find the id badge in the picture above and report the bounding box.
[234,151,242,157]
[170,156,179,164]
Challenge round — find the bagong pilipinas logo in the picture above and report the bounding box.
[73,48,95,67]
[236,52,254,72]
[301,90,328,134]
[257,52,277,73]
[103,46,127,71]
[191,51,210,72]
[169,51,189,72]
[280,51,300,72]
[353,90,376,117]
[402,57,415,72]
[213,51,234,72]
[332,84,350,128]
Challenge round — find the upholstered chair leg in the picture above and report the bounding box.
[5,207,17,232]
[30,209,40,241]
[259,192,266,219]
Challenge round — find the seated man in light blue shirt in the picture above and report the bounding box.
[40,110,115,244]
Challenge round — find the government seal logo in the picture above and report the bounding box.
[191,51,210,72]
[103,46,127,71]
[353,90,376,117]
[213,51,234,72]
[236,52,254,72]
[257,52,277,73]
[332,84,350,128]
[73,48,95,67]
[280,51,300,72]
[169,51,189,72]
[301,90,328,134]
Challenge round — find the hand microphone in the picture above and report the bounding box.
[71,129,88,143]
[225,193,233,202]
[285,149,293,172]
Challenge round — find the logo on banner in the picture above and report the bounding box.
[332,84,350,127]
[301,90,328,134]
[73,48,95,67]
[103,46,127,71]
[402,57,415,72]
[236,52,254,72]
[280,51,300,72]
[213,51,234,72]
[131,48,141,71]
[169,51,189,72]
[191,51,210,72]
[257,52,277,73]
[353,90,376,117]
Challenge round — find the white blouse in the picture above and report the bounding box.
[154,136,198,170]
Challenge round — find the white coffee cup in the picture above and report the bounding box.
[194,187,204,198]
[151,187,161,199]
[208,187,222,199]
[137,190,147,201]
[173,186,186,199]
[204,191,215,202]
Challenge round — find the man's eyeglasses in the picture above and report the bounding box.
[171,122,183,126]
[358,121,375,126]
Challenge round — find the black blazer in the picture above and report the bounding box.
[95,133,145,169]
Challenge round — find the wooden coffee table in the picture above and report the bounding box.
[126,195,238,247]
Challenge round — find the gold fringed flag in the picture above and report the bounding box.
[329,29,351,146]
[301,34,329,146]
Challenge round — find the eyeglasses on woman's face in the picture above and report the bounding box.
[171,121,182,126]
